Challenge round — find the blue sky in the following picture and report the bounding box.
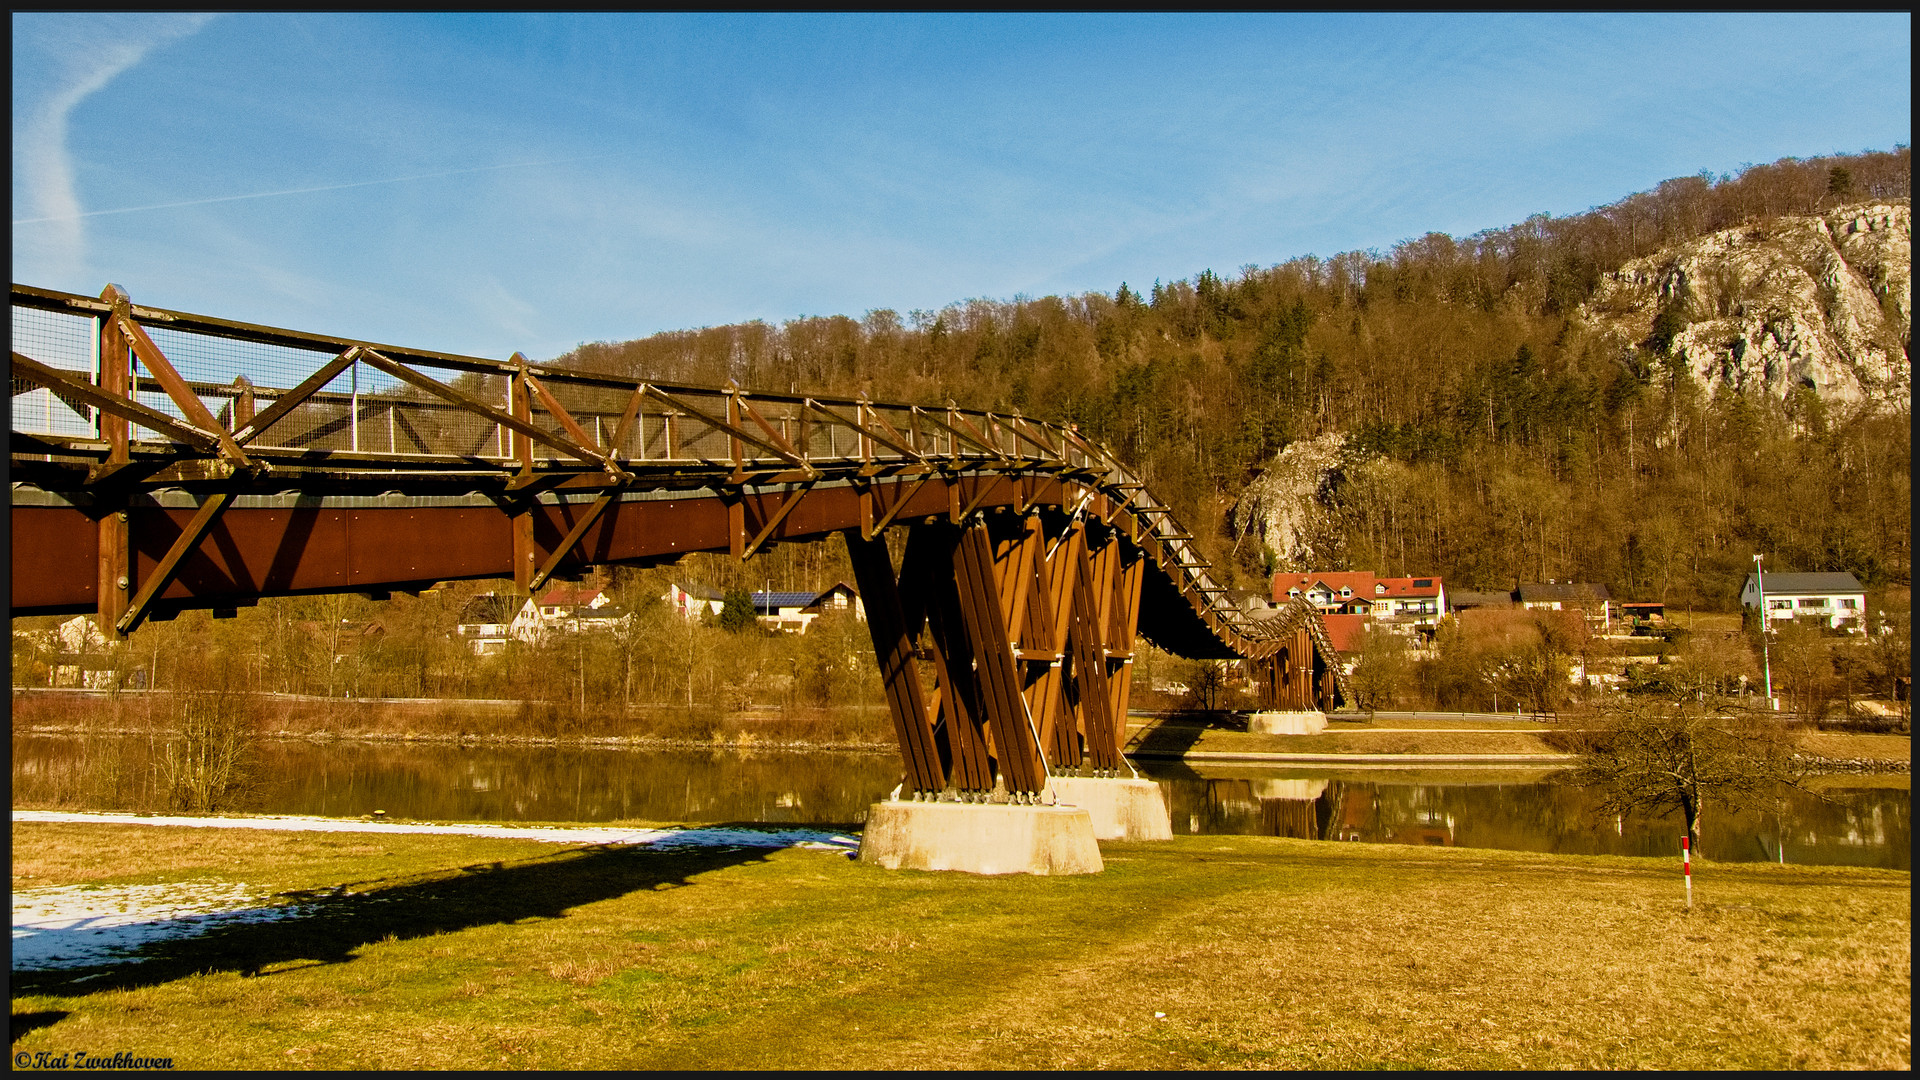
[12,13,1911,362]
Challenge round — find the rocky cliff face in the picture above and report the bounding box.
[1582,201,1910,408]
[1230,432,1347,569]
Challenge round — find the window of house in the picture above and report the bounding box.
[1769,600,1792,610]
[1339,587,1352,597]
[1798,598,1827,608]
[1375,584,1386,595]
[1839,598,1858,609]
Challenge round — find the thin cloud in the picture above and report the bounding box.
[13,14,217,283]
[12,157,615,226]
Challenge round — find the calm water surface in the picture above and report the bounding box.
[12,735,1908,869]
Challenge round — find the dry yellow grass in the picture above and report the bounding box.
[10,821,1909,1070]
[1799,733,1911,762]
[1128,716,1562,757]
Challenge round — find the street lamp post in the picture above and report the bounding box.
[1754,554,1776,711]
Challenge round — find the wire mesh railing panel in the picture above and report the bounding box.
[144,323,363,403]
[869,405,917,457]
[675,414,734,462]
[12,304,99,439]
[530,381,630,452]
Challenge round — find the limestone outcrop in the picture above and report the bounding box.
[1582,201,1910,408]
[1230,432,1347,569]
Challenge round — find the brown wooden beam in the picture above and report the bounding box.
[845,530,947,796]
[231,347,361,446]
[952,522,1047,796]
[117,491,231,635]
[11,352,221,452]
[118,316,253,468]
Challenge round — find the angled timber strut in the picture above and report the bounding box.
[10,282,1348,797]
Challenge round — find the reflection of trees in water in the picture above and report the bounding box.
[15,736,901,825]
[15,736,1907,867]
[1148,771,1908,870]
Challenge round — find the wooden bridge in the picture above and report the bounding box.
[11,283,1347,808]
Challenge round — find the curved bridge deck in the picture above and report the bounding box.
[12,282,1347,799]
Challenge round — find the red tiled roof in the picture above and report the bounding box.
[1321,613,1367,654]
[1273,571,1377,603]
[536,584,604,608]
[1374,576,1443,598]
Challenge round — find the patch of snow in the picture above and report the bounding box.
[12,883,317,972]
[12,813,860,972]
[12,810,859,853]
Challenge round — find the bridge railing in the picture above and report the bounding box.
[14,283,1306,656]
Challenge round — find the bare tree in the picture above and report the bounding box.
[1348,625,1409,717]
[1559,695,1808,855]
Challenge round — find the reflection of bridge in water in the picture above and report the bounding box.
[12,284,1350,872]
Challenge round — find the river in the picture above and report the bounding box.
[11,734,1908,870]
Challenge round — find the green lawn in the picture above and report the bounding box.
[11,821,1909,1070]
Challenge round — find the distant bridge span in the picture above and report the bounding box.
[12,283,1347,800]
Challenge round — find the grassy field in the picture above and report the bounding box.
[1129,715,1567,758]
[1126,715,1910,763]
[10,821,1909,1070]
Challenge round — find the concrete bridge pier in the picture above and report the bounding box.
[1046,775,1173,841]
[859,799,1104,875]
[1249,710,1328,734]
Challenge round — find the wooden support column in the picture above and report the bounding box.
[951,521,1048,797]
[1104,548,1145,753]
[509,359,536,593]
[1067,527,1121,774]
[95,287,132,639]
[845,530,946,796]
[914,525,995,795]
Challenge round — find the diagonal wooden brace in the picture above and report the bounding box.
[740,481,816,560]
[231,347,361,445]
[521,370,631,481]
[12,352,221,452]
[527,492,617,594]
[804,399,923,460]
[356,350,607,470]
[118,317,253,469]
[117,491,231,635]
[644,385,802,466]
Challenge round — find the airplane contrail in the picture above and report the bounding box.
[12,156,603,225]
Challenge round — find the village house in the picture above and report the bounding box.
[802,581,863,622]
[665,581,725,621]
[1274,570,1449,646]
[1371,577,1447,637]
[663,580,863,633]
[455,593,524,655]
[1739,571,1867,633]
[1514,581,1614,633]
[1271,572,1380,615]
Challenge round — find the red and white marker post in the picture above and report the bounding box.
[1680,834,1692,909]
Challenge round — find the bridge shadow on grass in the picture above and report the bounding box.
[1126,710,1244,779]
[13,839,788,1000]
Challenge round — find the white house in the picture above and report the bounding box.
[665,581,725,621]
[455,594,523,655]
[1372,576,1448,635]
[1740,571,1866,633]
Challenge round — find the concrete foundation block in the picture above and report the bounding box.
[859,800,1104,875]
[1047,776,1174,841]
[1249,709,1327,735]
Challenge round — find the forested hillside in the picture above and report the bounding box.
[557,148,1911,608]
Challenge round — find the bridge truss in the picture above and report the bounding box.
[11,283,1347,800]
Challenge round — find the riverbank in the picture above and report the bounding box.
[16,691,1907,770]
[11,818,1908,1069]
[1124,713,1912,772]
